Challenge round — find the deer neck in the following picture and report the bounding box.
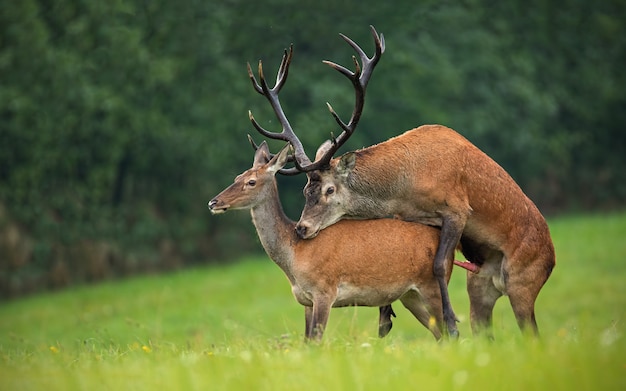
[344,149,405,218]
[345,174,396,219]
[249,182,298,277]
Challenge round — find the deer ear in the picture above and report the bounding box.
[253,141,271,166]
[337,152,356,177]
[314,140,333,161]
[267,142,291,174]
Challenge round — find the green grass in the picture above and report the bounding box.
[1,212,625,390]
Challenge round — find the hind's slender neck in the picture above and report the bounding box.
[249,180,298,280]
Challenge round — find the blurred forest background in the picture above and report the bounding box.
[1,0,624,298]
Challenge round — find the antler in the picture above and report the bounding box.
[309,25,385,171]
[247,45,310,175]
[247,25,385,174]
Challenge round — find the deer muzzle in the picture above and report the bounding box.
[208,199,228,214]
[295,223,319,239]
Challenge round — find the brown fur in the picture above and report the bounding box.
[297,124,556,338]
[209,143,452,341]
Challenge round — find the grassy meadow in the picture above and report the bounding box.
[1,212,625,390]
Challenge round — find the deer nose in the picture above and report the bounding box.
[295,224,308,239]
[208,199,218,210]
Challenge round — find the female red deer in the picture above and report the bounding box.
[208,141,454,341]
[246,26,555,338]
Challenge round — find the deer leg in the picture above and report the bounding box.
[304,306,313,340]
[434,214,465,339]
[400,291,443,341]
[307,297,332,341]
[506,274,539,336]
[504,254,553,337]
[509,292,539,337]
[467,271,502,339]
[378,305,396,338]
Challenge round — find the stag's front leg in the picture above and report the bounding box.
[434,213,466,339]
[378,305,396,338]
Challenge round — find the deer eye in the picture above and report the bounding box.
[247,179,257,186]
[326,186,335,195]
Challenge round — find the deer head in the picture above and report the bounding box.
[208,140,291,214]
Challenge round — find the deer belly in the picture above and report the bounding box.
[332,282,404,307]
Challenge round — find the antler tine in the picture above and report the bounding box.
[275,46,293,91]
[247,45,293,94]
[247,133,261,151]
[248,110,280,140]
[297,25,385,171]
[247,62,263,95]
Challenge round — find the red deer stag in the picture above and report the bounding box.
[246,26,555,338]
[208,141,454,341]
